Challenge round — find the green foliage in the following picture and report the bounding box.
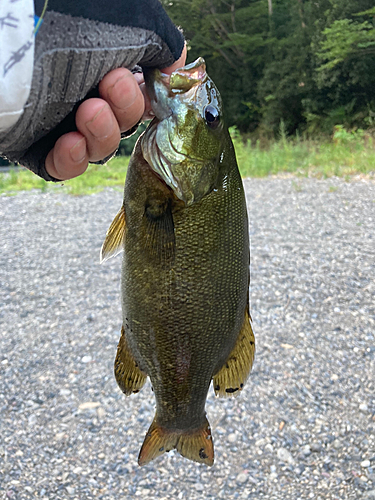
[162,0,375,136]
[1,132,373,195]
[230,126,375,178]
[316,19,375,72]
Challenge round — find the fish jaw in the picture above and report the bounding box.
[144,57,207,119]
[141,119,187,203]
[142,57,224,206]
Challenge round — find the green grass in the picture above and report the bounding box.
[231,126,375,178]
[1,126,374,195]
[0,156,129,195]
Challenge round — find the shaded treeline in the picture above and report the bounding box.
[162,0,375,136]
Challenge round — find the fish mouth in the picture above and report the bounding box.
[141,58,208,205]
[142,120,186,201]
[144,57,207,121]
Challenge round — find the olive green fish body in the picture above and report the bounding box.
[122,134,249,432]
[102,58,255,466]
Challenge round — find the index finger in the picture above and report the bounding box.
[161,43,187,75]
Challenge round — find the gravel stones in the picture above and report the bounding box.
[0,177,374,499]
[236,472,248,484]
[277,447,295,464]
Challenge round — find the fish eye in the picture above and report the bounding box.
[204,105,220,129]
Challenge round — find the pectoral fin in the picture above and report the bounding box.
[213,308,255,397]
[100,205,126,263]
[114,326,147,396]
[143,197,175,261]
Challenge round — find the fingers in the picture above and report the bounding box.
[98,68,145,132]
[46,69,144,180]
[45,50,187,181]
[141,43,188,119]
[45,99,122,180]
[45,132,89,181]
[161,43,187,75]
[75,98,121,162]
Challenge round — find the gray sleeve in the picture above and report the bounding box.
[0,9,184,180]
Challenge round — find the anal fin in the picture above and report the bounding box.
[114,326,147,396]
[100,205,126,263]
[213,308,255,397]
[138,415,214,467]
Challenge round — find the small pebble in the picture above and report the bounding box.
[59,389,71,396]
[361,460,371,468]
[277,447,294,464]
[228,433,237,443]
[332,439,341,449]
[310,442,322,452]
[301,444,311,456]
[359,403,369,413]
[66,487,75,495]
[236,472,248,484]
[81,355,92,363]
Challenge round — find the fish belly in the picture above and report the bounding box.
[121,157,249,431]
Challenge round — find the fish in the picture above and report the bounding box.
[101,57,255,467]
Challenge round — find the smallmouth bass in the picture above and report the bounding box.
[101,58,255,466]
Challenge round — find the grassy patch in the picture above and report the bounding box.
[1,127,374,195]
[232,126,375,178]
[0,156,129,195]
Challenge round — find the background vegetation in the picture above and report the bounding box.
[161,0,375,137]
[1,1,375,191]
[1,126,373,195]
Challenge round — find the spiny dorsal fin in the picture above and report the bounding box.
[100,205,126,263]
[213,308,255,398]
[114,326,147,396]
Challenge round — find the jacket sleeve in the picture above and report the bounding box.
[0,0,184,180]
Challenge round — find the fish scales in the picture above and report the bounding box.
[101,57,255,466]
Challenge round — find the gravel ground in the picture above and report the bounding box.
[0,177,374,500]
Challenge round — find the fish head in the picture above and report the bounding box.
[142,58,225,206]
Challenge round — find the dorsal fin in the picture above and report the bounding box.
[100,205,126,263]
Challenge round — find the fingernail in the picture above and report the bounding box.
[86,105,114,138]
[108,75,138,109]
[69,137,86,162]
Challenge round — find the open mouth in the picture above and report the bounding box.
[141,121,183,199]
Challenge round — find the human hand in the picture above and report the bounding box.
[45,44,187,181]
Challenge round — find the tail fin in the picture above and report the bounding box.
[138,416,214,467]
[176,416,214,466]
[138,417,178,466]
